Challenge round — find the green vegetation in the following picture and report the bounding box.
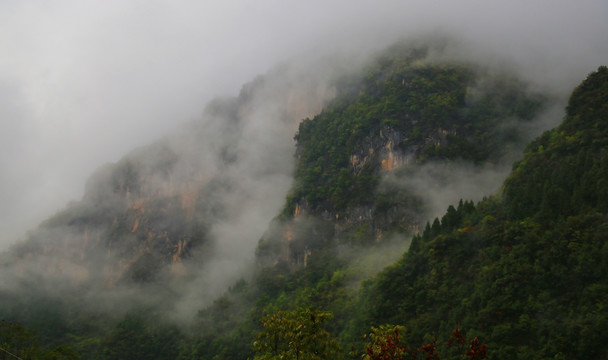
[0,320,80,360]
[250,312,489,360]
[288,43,543,213]
[1,34,606,360]
[358,66,608,359]
[253,308,338,360]
[194,66,608,360]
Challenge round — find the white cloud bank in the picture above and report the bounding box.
[0,0,607,247]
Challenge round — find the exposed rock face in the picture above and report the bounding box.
[257,213,334,268]
[17,163,213,286]
[256,55,550,268]
[258,124,428,267]
[350,126,407,173]
[4,60,337,289]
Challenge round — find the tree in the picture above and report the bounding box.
[39,344,81,360]
[252,308,339,360]
[0,320,81,360]
[0,320,39,360]
[363,325,487,360]
[363,325,409,360]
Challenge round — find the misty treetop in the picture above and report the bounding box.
[288,41,545,214]
[504,65,608,220]
[359,66,608,360]
[2,33,607,360]
[247,66,608,360]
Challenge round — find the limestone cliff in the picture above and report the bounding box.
[4,60,336,289]
[257,44,549,267]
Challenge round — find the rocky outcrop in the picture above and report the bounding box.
[260,124,430,267]
[349,126,408,174]
[257,214,334,268]
[5,59,338,288]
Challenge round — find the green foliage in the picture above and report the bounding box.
[0,320,80,360]
[0,320,39,360]
[504,66,608,221]
[363,209,608,358]
[363,326,488,360]
[289,44,544,214]
[564,65,608,129]
[357,66,608,359]
[253,308,339,360]
[39,344,81,360]
[2,37,604,360]
[180,282,258,360]
[100,313,180,360]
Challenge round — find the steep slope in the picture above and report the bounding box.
[257,40,548,268]
[0,59,337,348]
[179,40,561,360]
[0,37,570,359]
[5,63,334,277]
[362,66,608,360]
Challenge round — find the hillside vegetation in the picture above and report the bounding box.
[362,66,608,359]
[2,40,605,360]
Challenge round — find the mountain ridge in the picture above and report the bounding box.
[2,38,602,360]
[360,65,608,359]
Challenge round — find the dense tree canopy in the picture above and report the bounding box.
[288,44,544,213]
[359,66,608,359]
[1,34,605,360]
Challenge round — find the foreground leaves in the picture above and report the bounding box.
[253,308,339,360]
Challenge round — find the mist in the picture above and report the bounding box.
[1,1,607,331]
[1,1,607,248]
[0,56,343,326]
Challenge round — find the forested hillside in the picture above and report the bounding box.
[361,66,608,359]
[177,66,608,360]
[257,41,546,269]
[178,42,561,360]
[2,40,605,360]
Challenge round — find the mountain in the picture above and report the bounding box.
[179,41,564,360]
[361,66,608,359]
[257,40,547,270]
[2,38,603,360]
[2,59,334,287]
[0,57,338,352]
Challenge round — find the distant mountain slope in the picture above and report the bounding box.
[0,58,337,343]
[257,40,549,268]
[181,40,564,360]
[0,37,579,360]
[363,66,608,360]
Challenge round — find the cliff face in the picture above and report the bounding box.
[257,44,551,267]
[0,38,556,320]
[362,66,608,360]
[257,125,432,267]
[13,139,213,286]
[4,61,337,290]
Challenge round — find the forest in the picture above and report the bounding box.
[1,37,606,359]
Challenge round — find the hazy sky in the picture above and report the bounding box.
[1,0,607,247]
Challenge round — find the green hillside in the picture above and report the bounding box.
[179,43,560,360]
[362,66,608,359]
[184,66,607,359]
[257,40,547,272]
[2,40,605,360]
[287,42,543,214]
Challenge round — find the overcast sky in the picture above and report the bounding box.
[1,0,607,248]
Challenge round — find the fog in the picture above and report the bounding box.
[0,0,607,336]
[1,1,607,248]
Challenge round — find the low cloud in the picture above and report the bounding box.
[1,1,607,248]
[0,0,607,328]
